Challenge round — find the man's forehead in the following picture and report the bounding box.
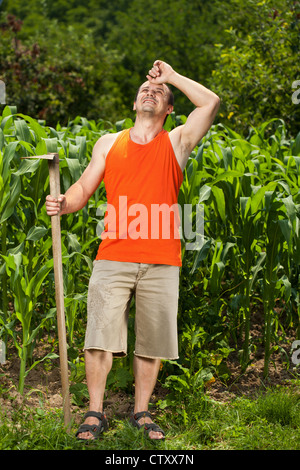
[139,81,167,92]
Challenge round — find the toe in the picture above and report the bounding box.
[149,430,164,440]
[77,431,93,440]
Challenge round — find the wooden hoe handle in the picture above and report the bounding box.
[48,153,71,429]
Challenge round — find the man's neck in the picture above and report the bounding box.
[130,116,164,145]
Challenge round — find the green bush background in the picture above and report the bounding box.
[0,0,299,134]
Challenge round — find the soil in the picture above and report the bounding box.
[0,325,299,426]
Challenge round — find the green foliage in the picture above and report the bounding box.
[0,0,298,135]
[1,386,299,449]
[1,247,55,393]
[174,116,300,382]
[0,107,299,396]
[0,106,103,391]
[212,0,300,136]
[0,12,124,125]
[255,388,300,427]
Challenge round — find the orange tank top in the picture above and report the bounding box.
[95,128,184,266]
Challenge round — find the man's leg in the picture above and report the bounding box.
[133,355,164,440]
[77,349,113,440]
[132,264,179,440]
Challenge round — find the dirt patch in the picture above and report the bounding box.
[206,354,298,403]
[0,348,168,425]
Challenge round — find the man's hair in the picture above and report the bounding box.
[134,83,174,125]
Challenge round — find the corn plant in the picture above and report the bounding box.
[1,107,299,394]
[0,142,21,343]
[0,106,111,391]
[176,117,300,376]
[1,247,54,393]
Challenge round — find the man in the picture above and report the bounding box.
[46,60,220,440]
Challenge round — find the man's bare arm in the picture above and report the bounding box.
[147,60,220,169]
[45,135,110,216]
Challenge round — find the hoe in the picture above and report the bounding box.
[22,153,71,429]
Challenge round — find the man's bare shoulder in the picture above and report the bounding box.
[93,131,122,160]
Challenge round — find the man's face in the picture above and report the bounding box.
[134,81,173,118]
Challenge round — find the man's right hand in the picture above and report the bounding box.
[44,133,111,218]
[45,194,67,216]
[147,60,175,85]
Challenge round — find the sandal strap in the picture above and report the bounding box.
[130,410,165,439]
[84,411,106,421]
[76,424,98,434]
[144,422,165,436]
[132,411,152,421]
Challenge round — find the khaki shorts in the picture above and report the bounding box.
[84,260,180,359]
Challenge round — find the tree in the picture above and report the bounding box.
[210,0,300,136]
[0,13,124,125]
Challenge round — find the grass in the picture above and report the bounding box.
[0,385,299,451]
